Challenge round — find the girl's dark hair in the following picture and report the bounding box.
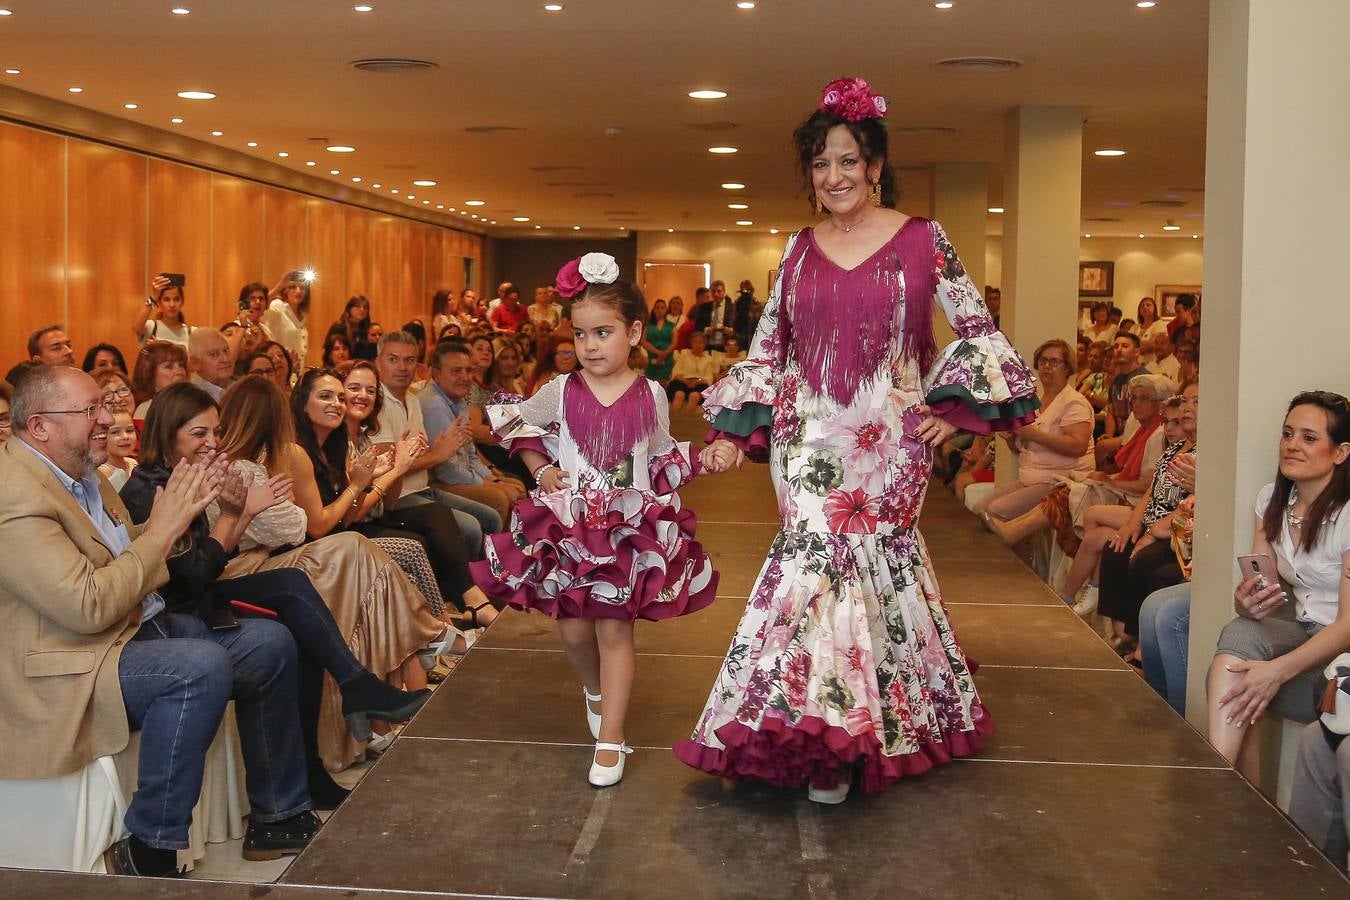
[322,332,351,367]
[290,368,351,495]
[139,382,217,469]
[575,280,648,328]
[1090,301,1110,321]
[336,359,385,435]
[339,295,371,344]
[793,110,897,210]
[432,289,454,319]
[82,343,128,374]
[1262,391,1350,553]
[648,297,667,325]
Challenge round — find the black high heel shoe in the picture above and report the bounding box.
[339,671,431,742]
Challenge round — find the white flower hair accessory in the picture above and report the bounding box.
[578,252,620,285]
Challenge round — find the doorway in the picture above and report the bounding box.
[639,259,711,310]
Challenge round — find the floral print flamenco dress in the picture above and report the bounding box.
[673,217,1039,793]
[470,372,717,622]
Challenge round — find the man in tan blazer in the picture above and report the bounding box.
[0,366,315,877]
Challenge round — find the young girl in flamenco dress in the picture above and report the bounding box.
[471,252,738,787]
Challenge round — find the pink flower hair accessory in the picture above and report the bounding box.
[556,257,587,299]
[820,76,888,123]
[555,252,621,299]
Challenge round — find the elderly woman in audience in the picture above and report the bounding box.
[131,339,189,426]
[1205,391,1350,783]
[212,375,451,770]
[256,339,295,392]
[292,366,483,641]
[987,374,1174,553]
[120,383,430,802]
[94,367,135,414]
[667,331,721,413]
[528,285,563,334]
[973,339,1094,522]
[82,342,128,375]
[264,270,311,370]
[133,275,193,346]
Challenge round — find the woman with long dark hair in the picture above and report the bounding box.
[676,77,1038,803]
[326,294,375,360]
[1207,391,1350,782]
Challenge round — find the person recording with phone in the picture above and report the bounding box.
[264,270,312,370]
[133,274,194,347]
[1206,391,1350,784]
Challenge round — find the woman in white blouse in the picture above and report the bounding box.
[264,269,312,371]
[1207,391,1350,782]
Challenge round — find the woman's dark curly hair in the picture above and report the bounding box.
[793,111,898,211]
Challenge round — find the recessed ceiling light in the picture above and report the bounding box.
[423,200,430,204]
[210,130,223,137]
[544,3,563,10]
[728,203,749,210]
[246,141,258,147]
[305,160,317,166]
[1084,233,1091,238]
[406,194,415,199]
[688,90,728,100]
[935,1,954,7]
[330,169,341,175]
[1162,224,1181,231]
[736,1,756,8]
[573,225,581,230]
[448,207,456,212]
[3,68,19,75]
[390,188,399,193]
[1138,233,1146,238]
[490,220,498,224]
[277,151,288,157]
[68,86,83,93]
[354,4,373,11]
[326,145,356,153]
[124,102,138,110]
[735,219,754,226]
[465,199,486,206]
[721,182,746,190]
[666,228,675,233]
[371,182,381,188]
[1094,149,1127,157]
[177,90,215,100]
[0,9,13,16]
[769,228,780,234]
[512,216,531,222]
[171,7,191,14]
[1136,1,1156,7]
[708,146,738,154]
[534,225,542,229]
[412,179,437,187]
[987,206,1004,213]
[437,204,444,209]
[471,214,479,219]
[1192,234,1199,239]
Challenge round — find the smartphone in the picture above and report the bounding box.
[1237,554,1277,587]
[161,272,186,287]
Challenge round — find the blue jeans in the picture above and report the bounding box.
[1138,583,1191,715]
[396,487,499,556]
[118,613,310,849]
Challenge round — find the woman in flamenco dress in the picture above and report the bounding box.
[675,77,1040,804]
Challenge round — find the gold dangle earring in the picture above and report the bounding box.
[810,194,821,216]
[869,181,882,207]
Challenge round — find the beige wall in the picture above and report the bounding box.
[635,231,789,300]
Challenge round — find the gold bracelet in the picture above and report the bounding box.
[370,484,386,500]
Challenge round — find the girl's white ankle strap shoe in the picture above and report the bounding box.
[583,688,603,740]
[807,780,851,805]
[588,742,632,788]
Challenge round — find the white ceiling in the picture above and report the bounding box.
[0,0,1209,239]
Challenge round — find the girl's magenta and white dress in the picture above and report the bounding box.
[673,217,1039,794]
[470,372,717,621]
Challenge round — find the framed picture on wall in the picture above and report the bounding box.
[1078,261,1115,297]
[1155,284,1202,318]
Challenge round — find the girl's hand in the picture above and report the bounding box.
[1218,658,1287,726]
[245,474,293,517]
[911,405,956,447]
[1107,524,1138,553]
[699,439,744,473]
[1234,574,1287,620]
[537,465,571,494]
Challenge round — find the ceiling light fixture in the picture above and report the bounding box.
[935,1,954,7]
[721,182,746,190]
[124,102,139,109]
[1192,234,1199,239]
[987,206,1004,214]
[534,225,542,229]
[371,182,381,188]
[735,220,754,226]
[277,151,289,157]
[351,176,361,182]
[171,117,185,124]
[406,194,415,199]
[354,4,373,11]
[1138,233,1146,238]
[512,216,531,222]
[68,86,83,93]
[688,90,728,100]
[769,228,780,235]
[708,146,738,154]
[3,69,19,75]
[177,90,215,100]
[573,225,581,230]
[422,200,430,204]
[390,188,399,193]
[437,204,444,209]
[171,7,191,14]
[412,179,437,187]
[1136,1,1157,7]
[210,130,223,137]
[305,160,317,166]
[330,169,340,175]
[246,141,258,147]
[736,1,756,8]
[465,199,486,206]
[326,144,355,153]
[728,203,749,210]
[667,228,675,233]
[0,9,13,15]
[1084,233,1092,238]
[544,3,564,10]
[1094,149,1127,157]
[1162,223,1181,231]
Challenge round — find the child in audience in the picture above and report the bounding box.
[98,409,139,490]
[471,253,735,788]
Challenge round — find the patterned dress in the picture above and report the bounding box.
[471,372,717,621]
[674,217,1039,793]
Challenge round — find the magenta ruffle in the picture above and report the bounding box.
[929,397,1038,434]
[673,707,994,794]
[705,427,771,463]
[505,434,550,459]
[470,493,718,622]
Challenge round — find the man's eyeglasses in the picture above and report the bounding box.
[35,404,105,420]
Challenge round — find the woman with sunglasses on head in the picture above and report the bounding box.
[120,383,431,803]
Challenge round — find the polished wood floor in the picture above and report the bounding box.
[3,416,1344,898]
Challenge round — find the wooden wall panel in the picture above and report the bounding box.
[368,215,404,328]
[305,197,346,365]
[344,207,375,321]
[147,159,212,325]
[262,186,307,287]
[211,175,266,327]
[67,142,146,370]
[400,222,427,326]
[424,228,447,298]
[0,125,66,371]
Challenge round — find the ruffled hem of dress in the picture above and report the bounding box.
[926,388,1040,434]
[705,403,771,463]
[470,492,718,622]
[923,332,1039,433]
[673,710,994,794]
[701,360,775,419]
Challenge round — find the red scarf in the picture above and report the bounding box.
[1113,415,1162,481]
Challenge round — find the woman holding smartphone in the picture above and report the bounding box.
[1207,391,1350,782]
